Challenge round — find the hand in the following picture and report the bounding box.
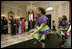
[30,33,34,37]
[14,24,16,26]
[67,31,70,36]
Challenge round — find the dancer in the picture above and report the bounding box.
[56,17,62,38]
[30,7,51,48]
[57,15,70,48]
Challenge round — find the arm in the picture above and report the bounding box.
[61,22,70,29]
[32,21,47,34]
[67,25,71,36]
[34,21,37,28]
[67,25,71,32]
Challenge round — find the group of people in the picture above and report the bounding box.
[30,7,71,48]
[1,16,36,36]
[16,18,28,35]
[1,7,71,48]
[16,18,36,35]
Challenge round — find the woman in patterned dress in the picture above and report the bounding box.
[58,15,70,48]
[30,7,51,48]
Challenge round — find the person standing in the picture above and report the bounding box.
[32,19,36,29]
[25,19,28,32]
[2,17,8,34]
[58,15,70,48]
[8,18,11,34]
[28,21,30,31]
[17,19,19,34]
[52,20,56,31]
[21,19,25,33]
[15,19,18,34]
[10,16,16,36]
[30,20,33,29]
[18,19,22,34]
[1,17,3,34]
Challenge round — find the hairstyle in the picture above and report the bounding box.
[10,16,13,19]
[62,15,67,21]
[38,7,46,15]
[53,20,55,22]
[3,16,5,19]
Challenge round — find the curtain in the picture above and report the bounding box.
[69,1,71,22]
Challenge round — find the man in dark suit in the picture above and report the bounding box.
[10,16,16,36]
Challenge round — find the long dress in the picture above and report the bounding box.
[18,21,22,34]
[33,16,51,42]
[8,20,11,34]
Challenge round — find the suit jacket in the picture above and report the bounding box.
[11,19,16,27]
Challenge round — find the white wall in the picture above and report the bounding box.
[1,1,26,19]
[1,1,69,30]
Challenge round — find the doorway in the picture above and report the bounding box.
[46,14,51,29]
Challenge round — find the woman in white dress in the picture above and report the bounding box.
[8,19,11,34]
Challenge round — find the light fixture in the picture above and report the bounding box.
[46,7,53,11]
[1,14,5,16]
[15,16,20,18]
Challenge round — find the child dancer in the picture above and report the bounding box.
[57,15,70,48]
[30,7,51,48]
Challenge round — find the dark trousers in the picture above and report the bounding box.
[2,27,7,34]
[3,29,7,34]
[11,26,16,36]
[28,24,30,31]
[53,25,56,31]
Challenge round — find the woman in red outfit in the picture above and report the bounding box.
[21,19,25,33]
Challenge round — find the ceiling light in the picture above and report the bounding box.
[46,7,53,11]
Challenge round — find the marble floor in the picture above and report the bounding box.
[1,32,34,48]
[1,31,57,48]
